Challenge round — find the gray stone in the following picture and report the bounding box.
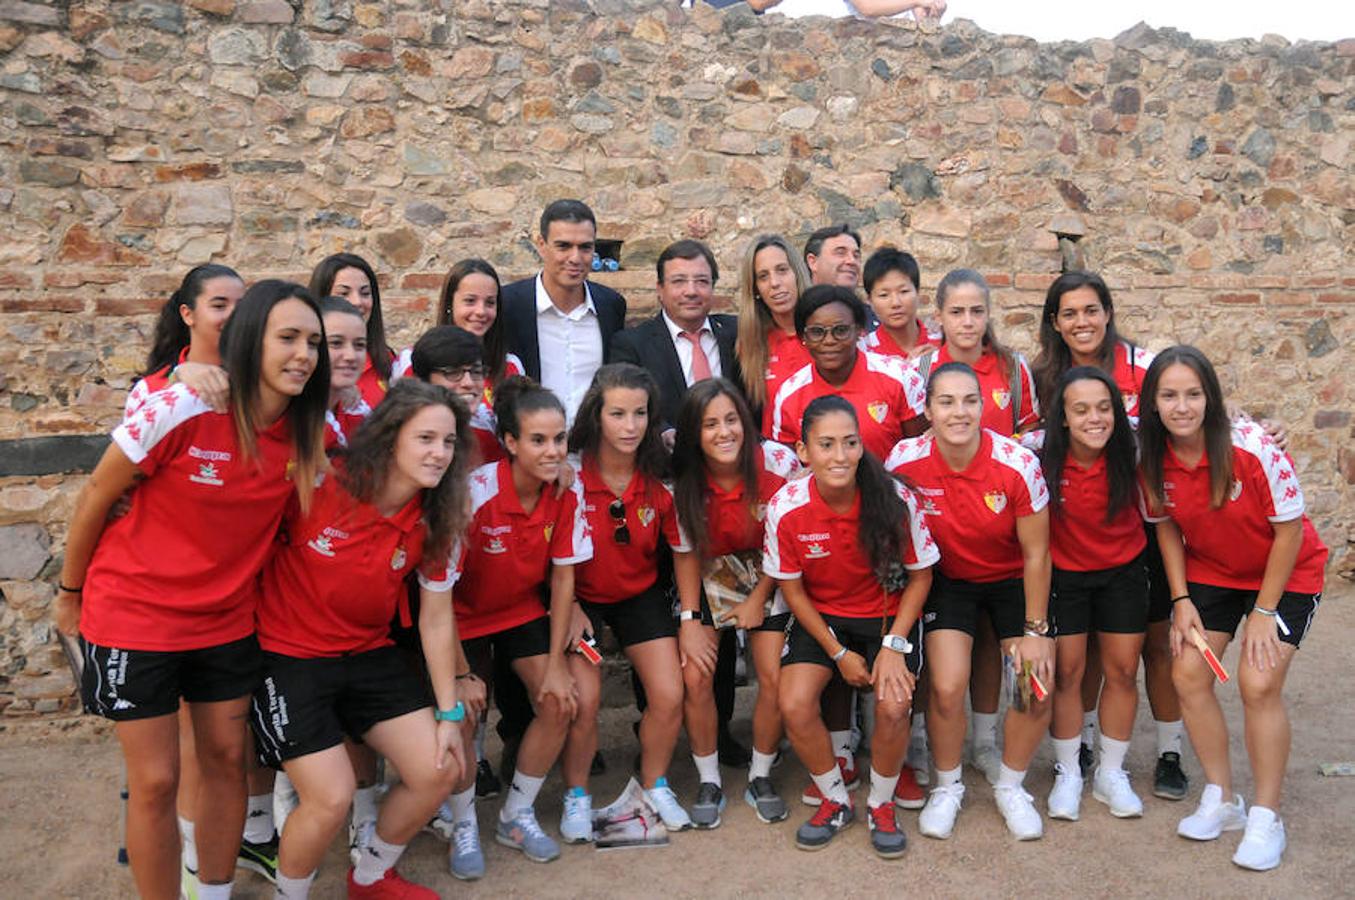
[117,1,186,34]
[0,72,41,93]
[778,106,819,130]
[404,201,447,227]
[1186,136,1208,159]
[651,120,678,149]
[1305,319,1337,358]
[274,28,311,71]
[670,179,725,208]
[0,436,107,476]
[170,183,233,226]
[655,96,683,118]
[402,143,448,176]
[594,46,622,65]
[1106,54,1140,83]
[308,0,352,32]
[1241,128,1275,167]
[571,114,614,135]
[309,210,361,229]
[1216,83,1234,113]
[891,162,939,201]
[574,91,615,114]
[208,28,267,66]
[0,524,50,580]
[871,58,892,80]
[231,159,306,174]
[0,1,61,26]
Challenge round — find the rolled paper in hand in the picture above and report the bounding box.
[1190,628,1229,683]
[1029,670,1049,702]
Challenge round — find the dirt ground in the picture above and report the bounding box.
[4,582,1354,899]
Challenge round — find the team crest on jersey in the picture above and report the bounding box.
[991,389,1011,410]
[390,547,407,571]
[867,401,889,424]
[983,490,1007,514]
[307,535,335,557]
[805,542,830,559]
[189,462,224,487]
[484,537,507,554]
[637,505,655,528]
[543,522,555,542]
[1121,392,1138,412]
[1229,479,1243,502]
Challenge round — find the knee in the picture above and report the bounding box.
[929,679,966,718]
[874,698,910,733]
[1171,661,1212,699]
[297,778,355,827]
[130,764,179,807]
[535,695,572,732]
[406,759,460,800]
[1238,673,1282,708]
[682,668,713,698]
[195,735,247,780]
[645,683,684,721]
[1102,659,1138,693]
[778,689,818,729]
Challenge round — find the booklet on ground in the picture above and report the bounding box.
[592,776,669,850]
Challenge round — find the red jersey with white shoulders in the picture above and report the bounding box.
[770,350,927,458]
[323,393,373,452]
[452,459,593,640]
[1110,341,1154,424]
[575,463,689,604]
[763,474,938,619]
[1048,453,1147,572]
[1142,422,1327,593]
[885,429,1049,582]
[81,384,297,651]
[123,347,191,421]
[860,320,941,361]
[761,329,814,436]
[469,403,505,466]
[356,352,393,408]
[702,441,801,558]
[257,467,454,658]
[918,345,1039,437]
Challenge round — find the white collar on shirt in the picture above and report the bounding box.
[535,273,596,319]
[660,310,713,341]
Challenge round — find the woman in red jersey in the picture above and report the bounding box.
[1139,346,1326,872]
[767,395,936,858]
[320,296,373,452]
[732,234,814,430]
[885,361,1053,842]
[310,253,394,408]
[672,378,802,826]
[1040,367,1149,822]
[860,247,941,362]
[55,281,328,900]
[409,326,504,467]
[441,377,593,872]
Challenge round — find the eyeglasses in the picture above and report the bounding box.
[608,498,630,546]
[432,364,487,382]
[803,324,856,344]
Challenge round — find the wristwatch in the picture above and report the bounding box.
[677,609,701,622]
[1023,618,1051,637]
[881,634,913,655]
[434,702,465,723]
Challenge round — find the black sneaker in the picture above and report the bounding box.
[744,776,789,823]
[691,782,727,829]
[475,758,502,799]
[1078,743,1094,778]
[796,798,855,850]
[868,801,908,859]
[591,750,607,776]
[237,833,279,883]
[1153,751,1188,800]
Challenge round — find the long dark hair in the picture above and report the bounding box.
[309,253,392,382]
[438,258,508,384]
[340,379,473,561]
[735,234,812,407]
[218,279,329,513]
[935,269,1019,385]
[569,364,671,481]
[800,395,910,582]
[671,378,761,556]
[492,375,565,444]
[144,264,242,375]
[1041,367,1137,523]
[1138,345,1234,510]
[1032,271,1136,413]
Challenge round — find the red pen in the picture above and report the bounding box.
[1190,628,1229,683]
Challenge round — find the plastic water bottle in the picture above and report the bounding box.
[591,253,603,272]
[603,257,619,272]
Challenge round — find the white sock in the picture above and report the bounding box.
[972,712,999,748]
[274,870,316,900]
[692,751,722,788]
[449,786,476,823]
[352,833,404,887]
[274,771,297,834]
[1082,710,1098,747]
[749,749,777,781]
[909,714,928,752]
[197,883,234,900]
[178,816,198,871]
[1250,805,1277,826]
[352,785,379,826]
[474,721,487,761]
[829,729,853,763]
[244,792,275,843]
[867,767,899,807]
[811,766,851,806]
[996,763,1026,789]
[1100,734,1130,773]
[1156,719,1184,756]
[936,765,962,787]
[1052,736,1081,774]
[500,772,545,821]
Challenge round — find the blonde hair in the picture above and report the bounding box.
[735,234,812,407]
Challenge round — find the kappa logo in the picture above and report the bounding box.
[307,534,335,557]
[390,547,407,571]
[983,490,1007,514]
[484,537,507,554]
[189,461,224,487]
[805,542,830,559]
[1229,479,1243,502]
[867,401,889,424]
[992,389,1011,410]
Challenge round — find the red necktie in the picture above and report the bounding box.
[681,330,713,383]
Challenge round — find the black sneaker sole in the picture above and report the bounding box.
[1153,784,1188,800]
[235,856,277,883]
[871,840,908,859]
[796,821,853,851]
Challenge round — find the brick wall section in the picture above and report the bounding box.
[0,1,1351,714]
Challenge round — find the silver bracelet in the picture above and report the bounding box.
[1251,606,1278,618]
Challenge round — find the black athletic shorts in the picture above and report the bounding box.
[922,575,1028,640]
[251,645,431,768]
[782,613,923,676]
[580,583,676,649]
[1188,582,1320,649]
[1051,553,1150,636]
[1144,524,1172,624]
[461,615,553,685]
[80,634,262,721]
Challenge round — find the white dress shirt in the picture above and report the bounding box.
[661,311,722,387]
[535,274,602,425]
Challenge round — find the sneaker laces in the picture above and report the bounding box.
[452,820,479,856]
[1101,767,1132,791]
[512,808,548,839]
[809,798,848,826]
[996,784,1036,807]
[930,782,964,807]
[647,784,682,815]
[869,803,898,832]
[563,793,590,819]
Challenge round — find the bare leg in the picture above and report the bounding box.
[625,637,684,788]
[1238,643,1296,810]
[777,664,836,776]
[188,696,251,887]
[925,630,974,771]
[115,713,182,900]
[1097,632,1145,741]
[748,631,785,757]
[1172,630,1234,795]
[277,745,355,878]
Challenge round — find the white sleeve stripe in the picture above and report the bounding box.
[989,432,1050,513]
[1233,426,1304,519]
[418,571,458,592]
[111,426,149,465]
[770,365,813,439]
[761,482,812,578]
[111,384,213,465]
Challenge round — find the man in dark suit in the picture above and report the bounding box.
[609,239,742,434]
[500,198,627,424]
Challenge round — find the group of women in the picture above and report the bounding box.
[54,232,1325,899]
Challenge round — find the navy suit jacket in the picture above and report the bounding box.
[500,275,628,381]
[609,312,743,429]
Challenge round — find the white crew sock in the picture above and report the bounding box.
[352,833,404,887]
[996,763,1026,789]
[693,751,722,788]
[1156,719,1184,756]
[1052,736,1082,773]
[351,785,379,826]
[867,767,900,807]
[972,712,999,748]
[274,870,316,900]
[1082,710,1098,747]
[811,766,852,806]
[449,786,476,823]
[829,729,853,763]
[244,792,275,843]
[500,772,545,821]
[1099,734,1130,773]
[936,765,962,787]
[749,749,777,781]
[198,882,234,900]
[178,816,198,871]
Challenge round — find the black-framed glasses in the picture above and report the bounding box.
[433,364,487,382]
[803,324,855,344]
[608,498,630,546]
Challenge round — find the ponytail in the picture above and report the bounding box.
[493,375,565,443]
[143,264,241,376]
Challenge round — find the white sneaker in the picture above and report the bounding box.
[1047,763,1083,821]
[559,789,593,844]
[348,815,375,866]
[1232,807,1286,871]
[645,779,693,831]
[995,784,1044,840]
[425,800,456,841]
[971,743,1002,786]
[1178,784,1247,841]
[907,740,931,786]
[918,782,965,839]
[1093,766,1144,818]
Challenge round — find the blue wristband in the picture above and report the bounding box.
[434,701,465,723]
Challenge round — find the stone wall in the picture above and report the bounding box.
[0,0,1351,715]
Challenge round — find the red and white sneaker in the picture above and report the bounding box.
[347,867,438,900]
[801,757,861,806]
[893,765,926,810]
